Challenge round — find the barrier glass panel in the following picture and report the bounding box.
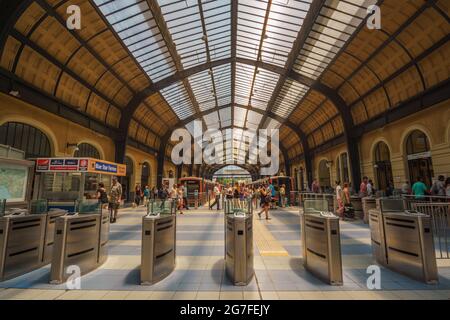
[76,200,101,214]
[30,199,48,214]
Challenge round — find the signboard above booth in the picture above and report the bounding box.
[36,158,126,176]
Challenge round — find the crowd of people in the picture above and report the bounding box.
[94,174,450,223]
[308,174,450,221]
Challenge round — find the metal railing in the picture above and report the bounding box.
[412,202,450,259]
[402,194,450,210]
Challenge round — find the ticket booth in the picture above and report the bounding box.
[35,158,126,212]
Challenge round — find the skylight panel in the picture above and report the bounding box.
[219,107,232,128]
[235,63,255,105]
[94,0,177,82]
[160,81,195,120]
[158,0,207,69]
[188,70,216,112]
[260,0,311,67]
[293,0,373,80]
[272,79,309,118]
[234,107,247,128]
[250,68,279,110]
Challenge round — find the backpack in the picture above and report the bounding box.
[99,189,108,204]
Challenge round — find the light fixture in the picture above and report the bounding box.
[9,90,20,97]
[66,143,79,152]
[325,160,333,168]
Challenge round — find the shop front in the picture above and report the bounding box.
[35,158,126,212]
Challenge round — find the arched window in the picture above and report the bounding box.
[0,122,51,158]
[374,142,393,192]
[318,159,331,189]
[74,143,101,159]
[405,130,433,188]
[141,162,150,187]
[406,130,430,155]
[336,153,350,184]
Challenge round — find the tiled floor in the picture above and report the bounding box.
[0,206,449,300]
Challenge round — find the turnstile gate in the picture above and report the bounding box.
[225,213,254,286]
[368,198,439,284]
[383,211,438,284]
[300,212,343,285]
[362,197,377,224]
[43,210,69,264]
[0,208,67,281]
[50,210,110,284]
[0,214,46,281]
[141,213,176,285]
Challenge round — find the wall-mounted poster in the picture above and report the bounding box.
[0,163,29,202]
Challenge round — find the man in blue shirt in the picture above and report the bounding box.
[412,177,428,199]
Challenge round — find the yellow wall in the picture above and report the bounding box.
[312,143,350,186]
[360,99,450,188]
[125,146,158,188]
[0,93,115,160]
[0,93,160,189]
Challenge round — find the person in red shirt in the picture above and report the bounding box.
[359,176,368,197]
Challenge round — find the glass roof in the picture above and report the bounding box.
[92,0,377,160]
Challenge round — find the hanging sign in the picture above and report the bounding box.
[407,151,431,160]
[36,158,126,176]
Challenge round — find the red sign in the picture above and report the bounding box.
[79,159,89,171]
[37,159,49,171]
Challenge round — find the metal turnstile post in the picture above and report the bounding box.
[383,211,438,284]
[300,212,343,285]
[225,213,254,286]
[50,214,102,284]
[141,214,176,285]
[0,214,46,281]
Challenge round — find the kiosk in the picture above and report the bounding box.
[35,158,126,212]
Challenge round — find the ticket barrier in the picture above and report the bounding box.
[225,211,254,286]
[368,198,406,266]
[0,201,67,281]
[50,202,109,284]
[300,210,343,285]
[140,203,176,285]
[362,197,377,224]
[368,198,438,283]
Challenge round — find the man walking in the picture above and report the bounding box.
[109,177,122,223]
[209,183,221,210]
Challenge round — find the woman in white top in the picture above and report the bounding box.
[335,181,344,218]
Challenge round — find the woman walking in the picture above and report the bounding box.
[257,185,271,220]
[177,184,184,215]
